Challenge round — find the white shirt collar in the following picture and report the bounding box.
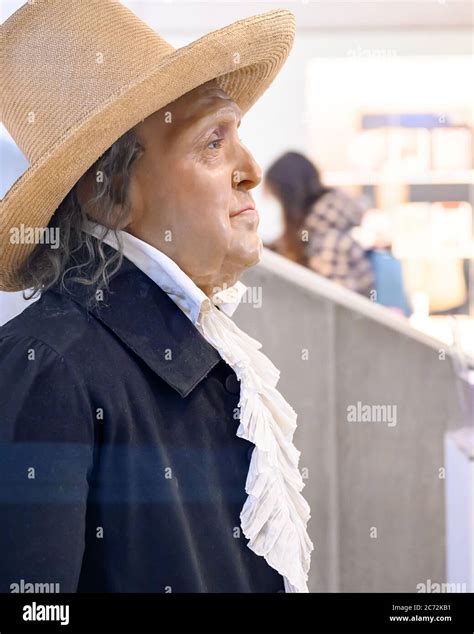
[81,219,248,324]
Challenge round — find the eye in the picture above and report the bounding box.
[207,138,223,150]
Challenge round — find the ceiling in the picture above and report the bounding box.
[2,0,473,31]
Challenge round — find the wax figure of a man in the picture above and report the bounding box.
[0,1,313,592]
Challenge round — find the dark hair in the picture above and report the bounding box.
[264,151,331,264]
[17,128,144,308]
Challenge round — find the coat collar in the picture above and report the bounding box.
[48,241,223,398]
[81,218,249,323]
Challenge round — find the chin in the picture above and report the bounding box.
[243,238,263,268]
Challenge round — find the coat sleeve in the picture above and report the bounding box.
[0,333,95,593]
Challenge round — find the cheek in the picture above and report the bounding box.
[140,152,236,255]
[176,168,233,236]
[172,190,232,275]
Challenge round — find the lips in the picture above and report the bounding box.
[230,205,257,217]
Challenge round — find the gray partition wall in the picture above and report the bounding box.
[235,248,465,593]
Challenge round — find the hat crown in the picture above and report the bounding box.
[1,0,175,164]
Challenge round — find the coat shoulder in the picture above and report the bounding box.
[0,290,98,361]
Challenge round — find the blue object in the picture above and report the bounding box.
[0,137,29,199]
[362,113,450,129]
[368,249,411,316]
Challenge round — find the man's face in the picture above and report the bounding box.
[125,80,263,296]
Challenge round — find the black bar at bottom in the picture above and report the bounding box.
[0,592,472,633]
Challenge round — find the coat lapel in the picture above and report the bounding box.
[48,241,223,398]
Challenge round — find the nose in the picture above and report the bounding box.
[232,143,262,191]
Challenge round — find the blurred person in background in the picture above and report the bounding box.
[263,151,375,297]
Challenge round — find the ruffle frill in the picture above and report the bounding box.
[196,299,314,592]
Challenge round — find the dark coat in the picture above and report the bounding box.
[0,244,285,593]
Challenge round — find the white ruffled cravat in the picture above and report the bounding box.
[81,219,314,592]
[195,298,314,592]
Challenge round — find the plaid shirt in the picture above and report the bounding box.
[302,188,374,297]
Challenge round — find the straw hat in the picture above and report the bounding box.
[0,1,295,292]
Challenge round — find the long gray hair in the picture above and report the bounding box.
[18,128,144,307]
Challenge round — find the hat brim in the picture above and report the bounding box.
[0,9,295,291]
